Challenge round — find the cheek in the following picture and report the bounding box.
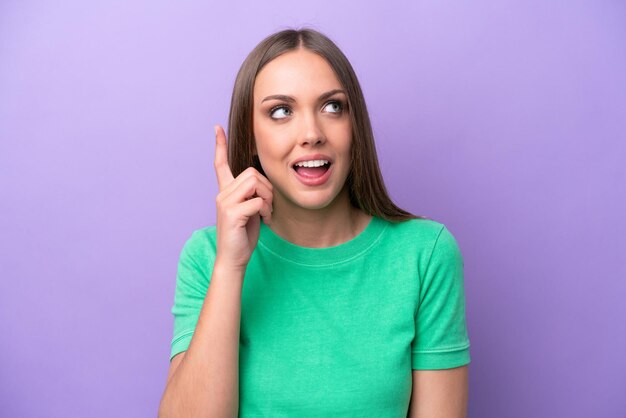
[255,127,293,157]
[253,123,275,155]
[254,136,288,174]
[332,119,352,145]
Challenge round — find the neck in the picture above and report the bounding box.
[267,187,371,248]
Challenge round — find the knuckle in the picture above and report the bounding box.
[234,168,249,181]
[250,172,270,190]
[255,173,272,190]
[252,171,263,182]
[243,167,258,178]
[246,175,258,188]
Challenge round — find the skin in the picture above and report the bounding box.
[408,366,469,418]
[206,47,468,417]
[251,47,372,248]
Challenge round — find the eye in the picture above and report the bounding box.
[269,106,292,120]
[323,100,343,114]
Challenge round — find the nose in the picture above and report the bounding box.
[298,112,325,147]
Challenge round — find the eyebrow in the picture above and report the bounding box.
[261,89,346,104]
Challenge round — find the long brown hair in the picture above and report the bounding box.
[227,28,425,222]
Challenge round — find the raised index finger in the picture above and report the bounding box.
[213,124,235,191]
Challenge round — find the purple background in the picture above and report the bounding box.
[1,1,625,417]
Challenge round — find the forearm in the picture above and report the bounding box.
[159,262,244,418]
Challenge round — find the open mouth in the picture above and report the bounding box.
[292,161,332,179]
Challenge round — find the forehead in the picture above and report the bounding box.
[253,49,342,100]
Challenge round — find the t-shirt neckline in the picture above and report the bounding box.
[258,215,387,266]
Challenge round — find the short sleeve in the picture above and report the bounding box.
[169,229,216,362]
[412,225,471,370]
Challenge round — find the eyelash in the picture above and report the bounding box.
[268,100,346,120]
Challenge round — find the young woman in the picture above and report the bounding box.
[159,28,470,418]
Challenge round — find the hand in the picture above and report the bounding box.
[213,124,273,271]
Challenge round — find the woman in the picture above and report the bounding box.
[159,28,470,418]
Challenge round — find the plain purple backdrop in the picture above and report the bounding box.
[1,1,625,417]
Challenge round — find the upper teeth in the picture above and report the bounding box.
[295,159,329,167]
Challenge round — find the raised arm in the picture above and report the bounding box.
[158,125,273,418]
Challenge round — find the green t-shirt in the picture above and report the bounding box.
[169,216,470,417]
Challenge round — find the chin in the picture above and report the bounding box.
[291,196,335,210]
[271,172,350,211]
[288,187,349,211]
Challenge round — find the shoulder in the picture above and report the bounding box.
[188,224,217,242]
[383,217,449,246]
[381,217,463,267]
[387,217,443,232]
[179,225,218,261]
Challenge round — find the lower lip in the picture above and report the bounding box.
[292,165,333,186]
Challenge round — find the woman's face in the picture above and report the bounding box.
[252,48,352,212]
